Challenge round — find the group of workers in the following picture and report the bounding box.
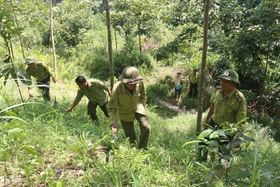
[24,57,150,150]
[23,56,247,160]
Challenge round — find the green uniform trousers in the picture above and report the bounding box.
[120,113,151,149]
[87,101,109,122]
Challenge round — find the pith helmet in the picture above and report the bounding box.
[25,56,36,65]
[218,69,240,84]
[119,67,143,84]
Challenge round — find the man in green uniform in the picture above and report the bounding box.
[66,76,111,123]
[107,67,151,149]
[25,56,57,100]
[200,69,247,161]
[188,69,199,98]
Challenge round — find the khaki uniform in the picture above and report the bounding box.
[189,74,199,84]
[107,81,150,149]
[189,73,199,98]
[74,79,109,122]
[26,62,53,84]
[74,79,108,106]
[26,62,54,100]
[107,81,147,124]
[210,87,247,124]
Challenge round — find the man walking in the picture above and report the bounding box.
[66,76,111,123]
[188,69,199,98]
[199,69,247,161]
[107,67,151,149]
[25,56,57,100]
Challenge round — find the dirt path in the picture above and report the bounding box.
[159,100,187,114]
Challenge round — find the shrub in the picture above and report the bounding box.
[146,83,169,105]
[113,52,151,77]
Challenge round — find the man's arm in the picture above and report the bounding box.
[105,87,111,97]
[66,101,79,112]
[28,87,33,98]
[41,63,56,83]
[67,91,83,112]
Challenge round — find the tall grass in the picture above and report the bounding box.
[1,81,280,186]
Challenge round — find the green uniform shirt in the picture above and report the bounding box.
[189,74,199,84]
[210,88,247,124]
[74,79,108,106]
[107,81,147,124]
[26,62,53,84]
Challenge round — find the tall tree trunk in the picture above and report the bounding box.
[6,41,25,103]
[260,43,270,114]
[9,40,14,59]
[105,0,114,90]
[138,20,142,53]
[196,0,210,135]
[12,9,25,58]
[50,0,57,79]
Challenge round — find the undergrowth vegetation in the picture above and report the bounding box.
[1,79,280,186]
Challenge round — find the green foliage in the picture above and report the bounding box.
[184,121,280,186]
[146,82,169,104]
[250,115,280,142]
[82,47,111,80]
[168,0,203,26]
[212,0,280,96]
[0,84,279,186]
[113,37,151,76]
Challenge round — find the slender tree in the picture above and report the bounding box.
[49,0,57,79]
[105,0,114,90]
[196,0,210,134]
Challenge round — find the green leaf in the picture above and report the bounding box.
[56,181,64,187]
[7,128,22,140]
[17,69,29,85]
[209,130,220,139]
[197,129,213,139]
[0,95,8,110]
[22,145,37,155]
[205,139,219,146]
[5,110,18,117]
[182,140,201,147]
[0,68,12,78]
[238,135,255,142]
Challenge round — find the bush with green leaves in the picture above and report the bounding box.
[114,51,151,76]
[146,83,169,105]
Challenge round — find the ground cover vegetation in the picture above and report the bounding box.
[1,0,280,186]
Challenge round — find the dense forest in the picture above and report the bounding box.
[1,0,280,186]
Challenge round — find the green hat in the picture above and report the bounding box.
[218,69,240,84]
[25,56,36,64]
[119,67,143,84]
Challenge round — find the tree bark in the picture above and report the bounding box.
[196,0,210,135]
[105,0,114,90]
[50,0,57,79]
[138,20,142,53]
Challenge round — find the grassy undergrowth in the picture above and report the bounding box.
[1,80,280,187]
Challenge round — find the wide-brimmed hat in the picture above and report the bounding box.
[119,67,143,84]
[218,69,240,84]
[25,56,36,64]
